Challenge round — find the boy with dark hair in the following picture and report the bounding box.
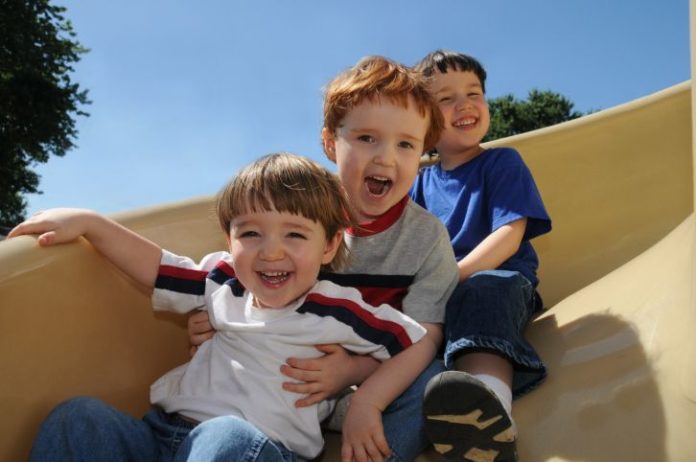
[411,49,552,462]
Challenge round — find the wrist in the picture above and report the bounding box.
[82,212,115,241]
[351,387,385,413]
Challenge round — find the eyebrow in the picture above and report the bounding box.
[348,127,423,143]
[282,221,316,233]
[232,218,316,233]
[435,83,483,95]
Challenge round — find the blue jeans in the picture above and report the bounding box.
[29,397,298,462]
[443,270,546,398]
[379,359,446,461]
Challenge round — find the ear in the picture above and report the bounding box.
[321,230,343,265]
[321,128,337,162]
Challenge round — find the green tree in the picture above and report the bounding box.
[0,0,90,227]
[484,89,585,142]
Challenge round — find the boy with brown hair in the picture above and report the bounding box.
[13,153,430,461]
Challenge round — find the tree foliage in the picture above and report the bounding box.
[484,89,584,142]
[0,0,89,226]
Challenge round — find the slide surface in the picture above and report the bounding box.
[1,82,694,462]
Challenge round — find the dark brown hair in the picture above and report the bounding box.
[415,49,487,93]
[217,153,354,270]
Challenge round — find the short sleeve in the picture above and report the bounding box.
[400,225,459,324]
[152,250,228,313]
[487,149,551,241]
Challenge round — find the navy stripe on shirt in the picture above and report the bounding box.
[319,272,414,289]
[298,293,413,357]
[155,260,245,297]
[155,265,208,295]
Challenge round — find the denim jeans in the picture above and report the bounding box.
[444,269,546,398]
[378,359,446,461]
[29,397,298,462]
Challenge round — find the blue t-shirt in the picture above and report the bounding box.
[410,147,552,286]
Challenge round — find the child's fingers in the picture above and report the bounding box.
[281,363,321,382]
[7,221,32,238]
[37,231,57,246]
[365,440,386,462]
[187,311,213,336]
[286,356,321,371]
[340,441,355,462]
[7,221,48,239]
[314,343,342,354]
[190,331,214,346]
[372,431,391,459]
[293,392,325,408]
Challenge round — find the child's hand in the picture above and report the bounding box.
[8,208,95,246]
[187,310,215,357]
[281,344,355,407]
[341,398,391,462]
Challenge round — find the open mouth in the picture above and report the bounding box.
[259,271,289,285]
[365,175,392,196]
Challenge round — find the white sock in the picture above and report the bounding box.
[473,373,513,420]
[322,387,354,432]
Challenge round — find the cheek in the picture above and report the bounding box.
[337,159,361,183]
[399,156,421,185]
[439,104,453,120]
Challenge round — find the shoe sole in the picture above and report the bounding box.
[423,371,518,462]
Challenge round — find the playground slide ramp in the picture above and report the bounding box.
[0,81,693,461]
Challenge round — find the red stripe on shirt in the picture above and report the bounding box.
[214,260,236,278]
[346,196,409,237]
[158,265,208,281]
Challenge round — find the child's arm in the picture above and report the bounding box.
[9,208,161,288]
[457,217,527,281]
[341,323,442,462]
[281,345,380,406]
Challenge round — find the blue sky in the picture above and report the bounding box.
[26,0,691,216]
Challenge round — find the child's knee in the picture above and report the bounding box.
[48,396,107,423]
[183,416,272,460]
[192,415,263,441]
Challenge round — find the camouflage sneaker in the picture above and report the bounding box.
[423,371,518,462]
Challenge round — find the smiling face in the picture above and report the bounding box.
[227,210,341,309]
[322,98,428,224]
[429,70,490,169]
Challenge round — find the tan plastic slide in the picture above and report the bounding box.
[2,36,695,462]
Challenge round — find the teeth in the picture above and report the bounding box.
[262,271,287,277]
[368,175,390,182]
[454,118,476,127]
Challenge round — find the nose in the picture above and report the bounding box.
[373,143,397,167]
[259,237,285,261]
[454,95,472,111]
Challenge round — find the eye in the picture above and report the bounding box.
[438,96,452,103]
[287,232,307,239]
[357,134,375,143]
[239,230,260,238]
[399,141,415,149]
